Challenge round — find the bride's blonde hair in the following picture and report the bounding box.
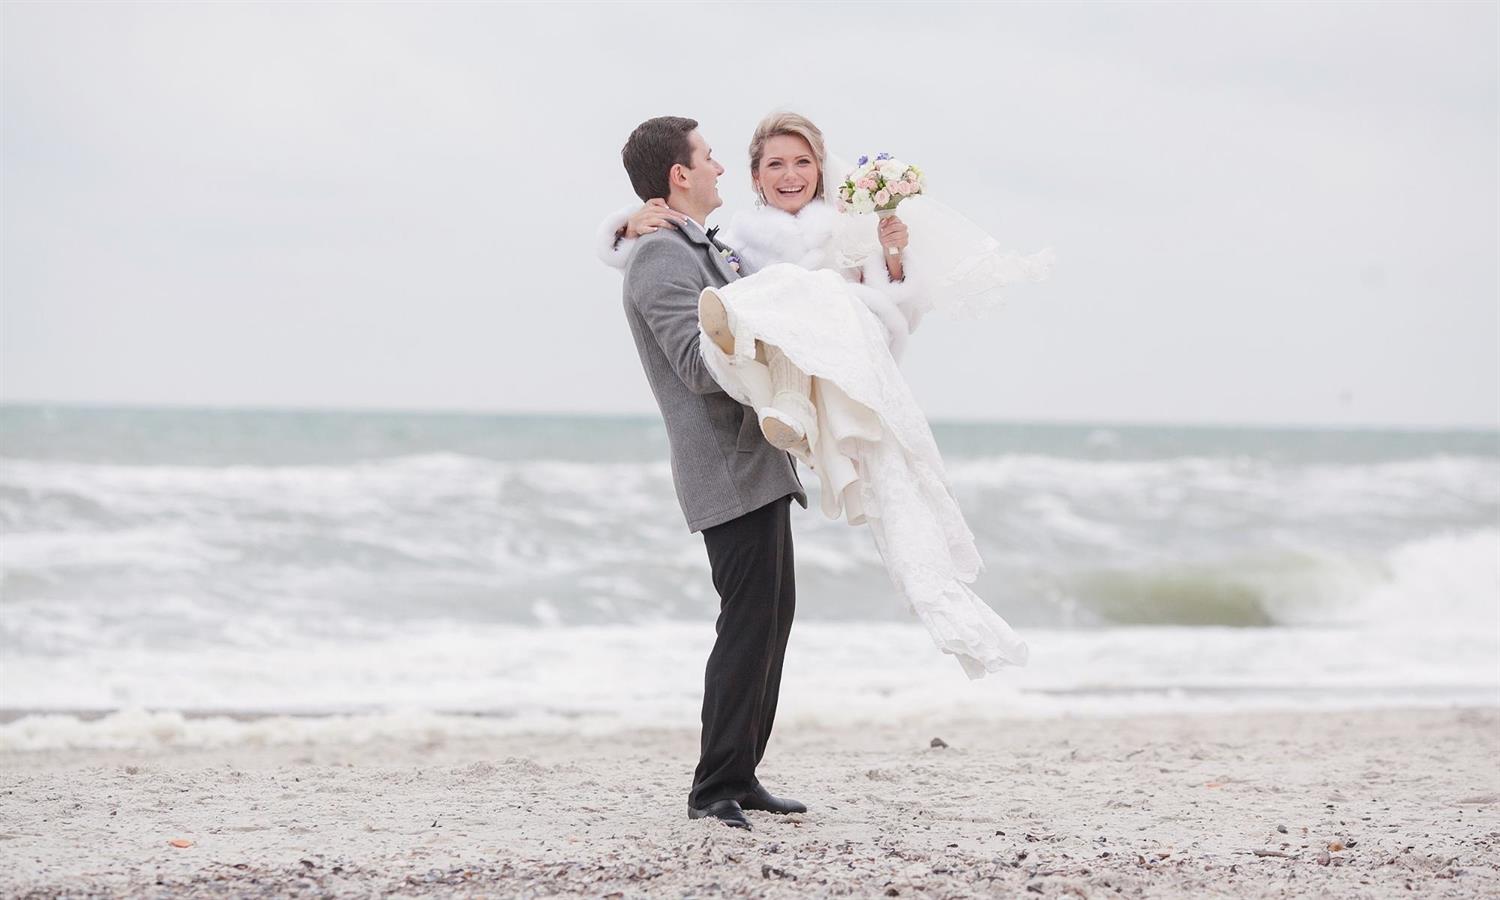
[748,111,828,201]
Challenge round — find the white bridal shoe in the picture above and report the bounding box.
[759,393,816,453]
[759,408,807,452]
[698,288,736,356]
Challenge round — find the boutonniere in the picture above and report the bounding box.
[717,247,741,273]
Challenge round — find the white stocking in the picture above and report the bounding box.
[766,345,815,428]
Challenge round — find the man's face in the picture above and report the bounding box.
[677,130,724,213]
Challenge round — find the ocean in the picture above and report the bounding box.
[1,405,1496,749]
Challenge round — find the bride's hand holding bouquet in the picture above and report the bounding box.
[838,153,923,259]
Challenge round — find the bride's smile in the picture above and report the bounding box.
[754,133,822,215]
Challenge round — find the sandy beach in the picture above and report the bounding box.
[1,707,1496,898]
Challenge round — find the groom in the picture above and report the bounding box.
[619,116,808,830]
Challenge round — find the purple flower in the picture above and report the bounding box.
[857,155,869,166]
[876,152,892,161]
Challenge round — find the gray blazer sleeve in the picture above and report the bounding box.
[626,237,725,396]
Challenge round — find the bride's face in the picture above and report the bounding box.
[754,134,820,215]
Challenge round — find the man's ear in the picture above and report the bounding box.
[668,163,688,191]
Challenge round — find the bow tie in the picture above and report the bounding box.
[705,226,720,242]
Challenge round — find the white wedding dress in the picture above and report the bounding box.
[700,264,1029,678]
[597,194,1047,678]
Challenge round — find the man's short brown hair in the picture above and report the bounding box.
[621,116,698,202]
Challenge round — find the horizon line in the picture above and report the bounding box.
[1,399,1496,435]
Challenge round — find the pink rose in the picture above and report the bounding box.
[858,177,876,191]
[874,189,891,206]
[894,181,911,195]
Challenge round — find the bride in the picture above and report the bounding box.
[595,111,1047,678]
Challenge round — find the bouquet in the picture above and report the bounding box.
[836,152,925,218]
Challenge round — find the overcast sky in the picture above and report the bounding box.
[2,1,1495,428]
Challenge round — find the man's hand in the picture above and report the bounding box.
[624,198,691,239]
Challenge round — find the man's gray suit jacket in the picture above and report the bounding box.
[622,221,806,532]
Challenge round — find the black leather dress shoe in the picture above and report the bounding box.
[687,798,752,830]
[738,784,807,815]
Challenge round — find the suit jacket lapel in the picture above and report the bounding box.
[679,219,740,283]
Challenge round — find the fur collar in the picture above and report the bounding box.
[727,199,838,273]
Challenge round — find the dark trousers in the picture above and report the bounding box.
[688,494,797,808]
